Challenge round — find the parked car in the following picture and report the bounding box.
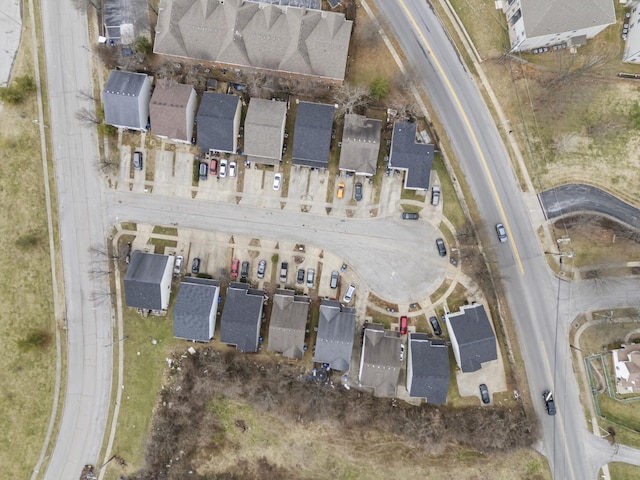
[431,185,441,206]
[273,173,282,191]
[435,238,447,257]
[209,158,218,176]
[354,182,362,201]
[257,260,266,279]
[279,262,288,283]
[231,258,239,278]
[399,316,408,335]
[496,223,508,243]
[479,384,490,404]
[174,255,183,274]
[429,316,442,336]
[401,212,419,220]
[219,159,228,178]
[330,270,339,289]
[199,162,208,180]
[241,261,249,280]
[229,161,237,177]
[191,257,201,274]
[133,151,143,170]
[336,182,345,199]
[400,343,405,361]
[306,268,315,288]
[543,390,556,415]
[297,268,305,284]
[343,284,356,303]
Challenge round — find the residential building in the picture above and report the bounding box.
[501,0,615,52]
[314,300,356,371]
[445,304,497,373]
[244,98,287,164]
[102,70,152,131]
[623,4,640,64]
[358,323,402,397]
[407,333,450,404]
[613,344,640,393]
[124,251,174,311]
[196,92,242,154]
[292,101,335,169]
[154,0,353,84]
[173,277,220,342]
[388,122,434,191]
[149,78,197,144]
[220,282,265,353]
[338,114,382,176]
[268,289,310,359]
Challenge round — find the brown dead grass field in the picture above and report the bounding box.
[0,5,58,479]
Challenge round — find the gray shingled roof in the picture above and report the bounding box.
[313,300,356,371]
[154,0,353,82]
[103,70,149,129]
[220,282,265,352]
[408,333,450,404]
[268,289,310,359]
[339,114,382,176]
[520,0,615,38]
[358,324,402,397]
[446,304,497,373]
[247,0,321,8]
[196,92,241,153]
[173,277,220,342]
[389,122,434,190]
[292,102,334,168]
[124,252,171,310]
[150,78,195,142]
[244,98,287,163]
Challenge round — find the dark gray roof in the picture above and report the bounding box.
[313,300,356,371]
[388,122,434,190]
[338,114,382,176]
[408,333,450,404]
[359,324,402,397]
[123,251,171,310]
[196,92,240,153]
[268,290,310,359]
[220,282,265,353]
[173,277,220,342]
[103,70,149,129]
[292,102,334,168]
[446,304,497,372]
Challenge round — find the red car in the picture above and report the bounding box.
[399,316,408,335]
[209,158,218,176]
[231,258,239,278]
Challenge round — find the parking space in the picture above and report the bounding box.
[151,151,175,196]
[455,353,507,404]
[173,151,195,197]
[285,165,309,203]
[377,172,404,217]
[118,147,132,191]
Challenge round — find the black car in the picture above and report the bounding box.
[429,316,442,336]
[479,384,490,404]
[543,390,556,416]
[401,212,419,220]
[297,268,305,284]
[436,238,447,257]
[241,261,249,280]
[354,182,363,201]
[191,257,201,274]
[257,260,266,279]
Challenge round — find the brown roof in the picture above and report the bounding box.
[149,78,195,141]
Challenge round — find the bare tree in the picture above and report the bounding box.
[70,0,100,13]
[334,83,369,115]
[75,107,100,127]
[77,88,97,102]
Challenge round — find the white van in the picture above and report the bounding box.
[343,284,356,304]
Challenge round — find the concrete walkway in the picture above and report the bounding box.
[0,0,22,86]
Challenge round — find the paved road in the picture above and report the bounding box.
[40,2,113,479]
[540,183,640,229]
[373,0,640,478]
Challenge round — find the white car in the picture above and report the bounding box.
[306,268,315,288]
[273,173,282,190]
[173,255,183,274]
[342,284,356,303]
[219,159,227,178]
[229,161,237,177]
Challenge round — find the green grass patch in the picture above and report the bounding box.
[151,226,178,236]
[434,153,467,230]
[120,222,137,231]
[609,462,640,480]
[148,238,178,254]
[447,283,469,313]
[430,278,452,304]
[400,187,427,202]
[400,203,423,214]
[598,394,640,435]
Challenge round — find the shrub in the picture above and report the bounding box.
[369,77,389,101]
[18,330,50,352]
[0,75,36,104]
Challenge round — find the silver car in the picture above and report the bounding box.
[496,223,508,243]
[257,260,266,279]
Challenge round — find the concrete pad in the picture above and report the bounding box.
[0,0,21,87]
[118,146,132,191]
[174,151,195,198]
[151,151,175,196]
[455,349,508,405]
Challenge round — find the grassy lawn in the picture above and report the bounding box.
[148,237,178,254]
[151,226,178,236]
[608,462,640,480]
[597,394,640,435]
[0,2,60,477]
[579,322,638,356]
[104,303,179,479]
[434,153,467,230]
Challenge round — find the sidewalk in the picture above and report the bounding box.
[0,0,22,87]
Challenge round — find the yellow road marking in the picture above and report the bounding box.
[398,0,525,275]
